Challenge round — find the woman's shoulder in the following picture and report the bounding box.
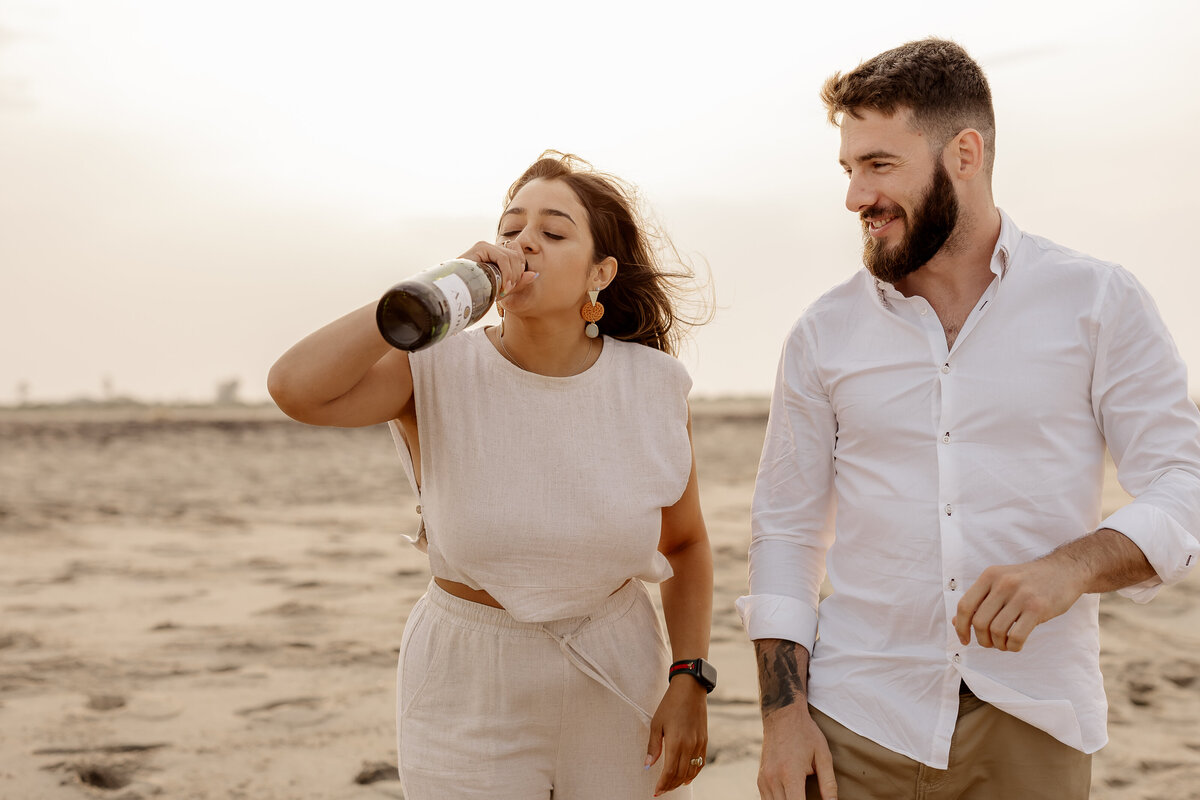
[606,337,691,391]
[606,336,683,366]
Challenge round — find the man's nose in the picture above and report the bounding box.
[845,173,876,214]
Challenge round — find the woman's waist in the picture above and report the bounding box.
[426,543,671,618]
[427,575,647,627]
[433,576,632,610]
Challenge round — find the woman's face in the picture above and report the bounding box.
[495,178,603,321]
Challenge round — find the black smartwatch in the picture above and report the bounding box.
[669,658,717,693]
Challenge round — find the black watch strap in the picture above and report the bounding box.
[669,658,717,693]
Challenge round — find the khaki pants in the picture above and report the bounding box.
[397,579,690,799]
[806,688,1092,800]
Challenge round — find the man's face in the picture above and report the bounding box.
[838,109,960,284]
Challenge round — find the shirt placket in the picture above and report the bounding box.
[933,275,1001,638]
[885,274,1002,682]
[910,296,966,752]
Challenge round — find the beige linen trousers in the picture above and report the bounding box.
[397,579,692,799]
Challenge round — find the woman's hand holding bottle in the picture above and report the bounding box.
[376,240,540,353]
[457,240,539,298]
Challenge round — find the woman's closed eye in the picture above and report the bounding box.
[500,229,566,241]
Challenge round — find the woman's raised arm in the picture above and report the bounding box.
[267,302,413,428]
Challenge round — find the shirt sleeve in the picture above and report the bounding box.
[736,319,837,648]
[1091,266,1200,602]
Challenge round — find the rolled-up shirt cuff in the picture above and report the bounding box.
[735,593,819,651]
[1100,503,1199,603]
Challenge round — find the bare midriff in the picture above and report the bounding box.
[433,577,505,608]
[433,576,632,610]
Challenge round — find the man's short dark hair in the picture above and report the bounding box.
[821,38,996,174]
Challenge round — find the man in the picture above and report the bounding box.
[737,38,1200,800]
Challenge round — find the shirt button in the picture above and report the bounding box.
[944,504,953,516]
[920,308,929,316]
[941,363,951,374]
[948,578,958,590]
[942,433,951,443]
[952,654,962,664]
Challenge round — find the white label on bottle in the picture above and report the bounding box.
[433,273,474,337]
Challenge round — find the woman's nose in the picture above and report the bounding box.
[513,230,538,253]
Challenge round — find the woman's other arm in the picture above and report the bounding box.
[648,410,713,796]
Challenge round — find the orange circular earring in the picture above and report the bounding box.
[581,289,604,338]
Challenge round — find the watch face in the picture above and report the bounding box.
[697,659,717,688]
[671,658,717,692]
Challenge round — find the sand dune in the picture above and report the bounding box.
[1,402,1197,799]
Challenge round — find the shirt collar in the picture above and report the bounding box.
[870,207,1020,309]
[992,207,1020,280]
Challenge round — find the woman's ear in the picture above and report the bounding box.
[593,256,618,290]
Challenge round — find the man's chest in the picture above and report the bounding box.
[820,306,1099,458]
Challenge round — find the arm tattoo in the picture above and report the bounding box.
[755,640,808,716]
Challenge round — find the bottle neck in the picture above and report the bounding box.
[476,261,503,294]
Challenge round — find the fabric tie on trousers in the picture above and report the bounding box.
[539,620,653,726]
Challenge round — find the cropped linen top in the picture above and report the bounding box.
[387,327,693,623]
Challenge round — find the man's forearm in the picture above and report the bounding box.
[754,639,811,717]
[1047,527,1156,594]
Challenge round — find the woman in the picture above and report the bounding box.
[268,151,713,798]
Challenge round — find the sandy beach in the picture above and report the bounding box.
[1,400,1197,799]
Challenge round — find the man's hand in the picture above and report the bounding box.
[953,558,1084,651]
[954,528,1155,652]
[759,701,837,800]
[754,639,838,800]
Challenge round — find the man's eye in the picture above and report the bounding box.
[873,162,891,170]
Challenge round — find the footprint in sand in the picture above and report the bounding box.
[354,760,400,784]
[81,692,183,720]
[86,694,126,711]
[235,696,334,727]
[64,760,138,791]
[36,743,169,794]
[255,601,325,617]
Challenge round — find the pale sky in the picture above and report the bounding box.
[1,0,1197,403]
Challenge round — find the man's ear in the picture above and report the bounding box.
[948,128,985,181]
[593,256,618,289]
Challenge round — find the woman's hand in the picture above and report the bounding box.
[457,241,538,298]
[646,675,708,796]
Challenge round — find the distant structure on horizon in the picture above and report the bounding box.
[215,379,241,406]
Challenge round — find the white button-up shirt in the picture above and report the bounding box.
[736,210,1200,768]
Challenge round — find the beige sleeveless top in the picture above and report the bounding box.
[387,327,693,622]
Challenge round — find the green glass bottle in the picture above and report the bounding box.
[376,259,502,351]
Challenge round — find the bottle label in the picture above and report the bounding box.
[433,273,474,337]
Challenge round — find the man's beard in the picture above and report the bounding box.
[861,160,960,284]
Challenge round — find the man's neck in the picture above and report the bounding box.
[894,205,1002,302]
[894,205,1002,350]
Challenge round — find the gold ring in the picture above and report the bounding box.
[690,756,704,766]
